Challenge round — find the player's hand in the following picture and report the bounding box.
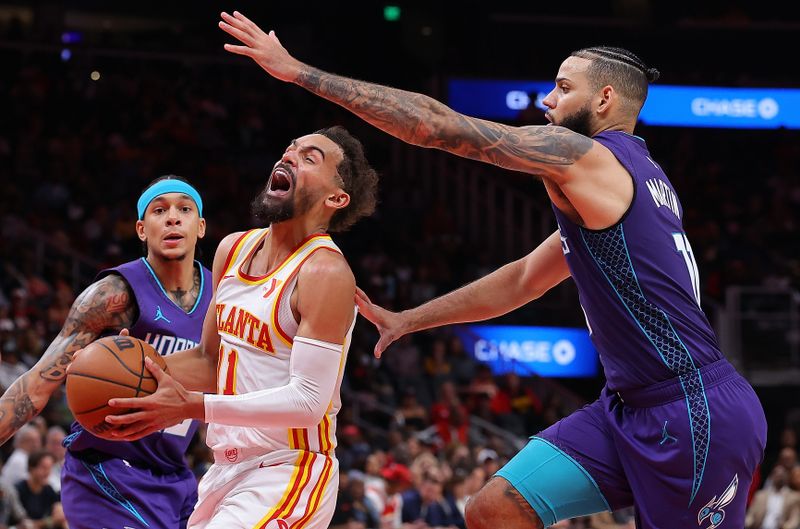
[219,11,302,83]
[355,287,408,359]
[105,357,205,441]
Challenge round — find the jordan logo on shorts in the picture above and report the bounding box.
[697,474,738,528]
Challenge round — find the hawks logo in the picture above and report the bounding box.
[224,447,239,463]
[697,475,738,528]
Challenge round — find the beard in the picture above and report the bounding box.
[556,103,595,138]
[250,184,316,226]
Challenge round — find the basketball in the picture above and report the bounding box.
[66,335,168,440]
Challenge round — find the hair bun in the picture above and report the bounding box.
[647,67,661,83]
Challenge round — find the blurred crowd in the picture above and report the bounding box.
[0,34,798,529]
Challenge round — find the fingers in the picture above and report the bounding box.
[232,10,259,32]
[218,20,254,46]
[269,29,283,46]
[110,422,162,441]
[355,287,371,305]
[144,356,167,381]
[108,396,153,409]
[223,44,255,57]
[119,328,130,336]
[105,410,150,425]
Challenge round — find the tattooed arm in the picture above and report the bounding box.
[0,274,136,445]
[218,11,594,178]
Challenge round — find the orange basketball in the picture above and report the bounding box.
[65,335,168,440]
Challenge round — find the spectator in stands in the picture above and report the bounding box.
[43,427,64,493]
[430,382,469,446]
[745,465,800,529]
[0,348,29,393]
[380,462,413,528]
[0,426,41,487]
[15,451,64,529]
[401,467,464,529]
[395,389,429,431]
[0,479,29,529]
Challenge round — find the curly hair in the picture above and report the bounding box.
[315,126,379,232]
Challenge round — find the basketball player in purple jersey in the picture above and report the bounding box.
[218,11,767,529]
[0,176,212,529]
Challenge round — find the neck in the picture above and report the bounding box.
[146,254,196,292]
[256,218,327,273]
[27,479,44,492]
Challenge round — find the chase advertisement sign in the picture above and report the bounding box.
[448,79,800,129]
[453,325,598,378]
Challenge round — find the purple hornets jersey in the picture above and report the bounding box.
[66,258,212,473]
[552,130,723,392]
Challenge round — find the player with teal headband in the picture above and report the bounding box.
[0,175,213,529]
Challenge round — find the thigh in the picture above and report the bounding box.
[495,399,633,526]
[609,375,767,529]
[61,453,194,529]
[194,452,338,529]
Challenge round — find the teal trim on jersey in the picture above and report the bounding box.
[140,258,205,314]
[580,225,710,505]
[81,461,150,527]
[495,437,610,526]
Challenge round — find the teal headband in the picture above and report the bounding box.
[137,180,203,220]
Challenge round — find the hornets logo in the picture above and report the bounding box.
[697,475,738,528]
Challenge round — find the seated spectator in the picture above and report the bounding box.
[15,451,65,529]
[395,390,429,431]
[1,425,41,488]
[0,480,29,529]
[745,465,800,529]
[43,427,65,493]
[430,382,469,446]
[401,467,464,529]
[380,462,413,528]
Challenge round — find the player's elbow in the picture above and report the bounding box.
[293,403,328,429]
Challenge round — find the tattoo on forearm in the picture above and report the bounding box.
[0,380,40,444]
[40,274,136,381]
[0,274,136,444]
[295,66,593,171]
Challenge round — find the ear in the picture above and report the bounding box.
[197,218,207,240]
[596,85,614,116]
[135,219,146,242]
[326,191,351,210]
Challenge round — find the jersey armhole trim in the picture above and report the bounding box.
[222,230,256,276]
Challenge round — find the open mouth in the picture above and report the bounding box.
[163,233,184,244]
[268,165,294,197]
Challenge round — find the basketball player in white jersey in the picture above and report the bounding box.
[102,126,379,529]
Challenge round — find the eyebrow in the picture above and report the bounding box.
[304,145,326,160]
[289,139,326,160]
[555,77,571,84]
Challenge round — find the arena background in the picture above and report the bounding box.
[1,2,799,528]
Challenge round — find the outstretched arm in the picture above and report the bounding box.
[357,230,570,357]
[218,11,593,179]
[0,275,136,445]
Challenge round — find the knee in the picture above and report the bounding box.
[464,491,493,529]
[465,478,544,529]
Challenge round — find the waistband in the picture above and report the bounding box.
[213,446,333,465]
[67,448,183,475]
[612,359,739,408]
[214,446,265,464]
